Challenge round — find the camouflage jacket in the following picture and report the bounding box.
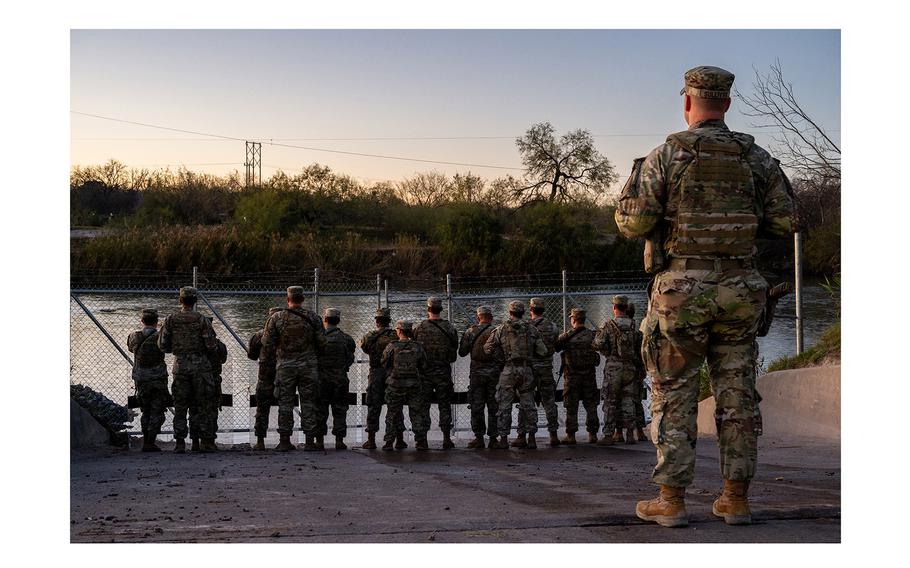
[262,307,327,369]
[483,319,547,365]
[158,307,217,358]
[318,326,356,381]
[459,322,503,376]
[381,339,428,387]
[592,316,643,367]
[360,327,398,370]
[128,327,167,383]
[615,119,795,254]
[247,330,277,384]
[555,327,600,371]
[414,318,458,372]
[529,316,559,366]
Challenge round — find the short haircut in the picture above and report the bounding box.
[288,292,305,304]
[572,313,586,324]
[399,328,414,339]
[428,305,443,315]
[478,313,493,321]
[530,306,545,316]
[141,314,158,325]
[509,309,525,318]
[693,95,730,113]
[180,297,197,307]
[376,316,391,326]
[325,316,340,326]
[614,303,629,314]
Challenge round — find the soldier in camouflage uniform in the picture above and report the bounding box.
[316,308,356,450]
[203,323,228,451]
[262,286,327,452]
[555,308,601,444]
[593,295,643,446]
[127,308,170,452]
[248,307,281,450]
[483,300,547,450]
[616,66,794,527]
[360,307,405,450]
[458,305,503,449]
[381,320,430,451]
[413,296,459,449]
[515,298,561,447]
[158,287,218,453]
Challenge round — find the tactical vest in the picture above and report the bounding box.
[364,328,397,368]
[665,129,759,259]
[168,310,207,355]
[391,341,421,385]
[605,318,638,363]
[417,319,457,364]
[135,329,165,368]
[277,309,316,358]
[530,317,559,359]
[468,323,497,364]
[564,328,599,369]
[320,328,352,371]
[501,321,533,363]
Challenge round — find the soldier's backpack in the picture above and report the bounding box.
[277,308,317,356]
[168,310,207,355]
[247,331,262,361]
[392,341,421,382]
[665,129,759,259]
[502,321,532,362]
[135,329,164,368]
[607,318,638,363]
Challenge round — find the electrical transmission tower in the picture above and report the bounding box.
[244,141,262,188]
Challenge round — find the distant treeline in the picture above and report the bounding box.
[70,160,836,277]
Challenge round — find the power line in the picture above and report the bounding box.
[71,111,523,171]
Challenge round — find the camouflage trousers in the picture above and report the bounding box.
[600,360,638,434]
[171,354,216,440]
[253,378,276,438]
[643,266,766,487]
[365,368,403,434]
[423,368,454,433]
[496,364,537,438]
[136,378,170,438]
[563,370,600,434]
[316,374,350,437]
[277,362,319,436]
[517,363,559,434]
[467,370,499,438]
[384,382,430,442]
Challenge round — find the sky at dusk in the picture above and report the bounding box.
[71,29,840,189]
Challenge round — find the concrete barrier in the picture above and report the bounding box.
[697,365,840,440]
[71,399,111,448]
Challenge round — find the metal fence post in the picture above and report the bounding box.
[562,269,568,332]
[446,274,453,319]
[313,267,320,315]
[384,279,389,307]
[794,232,804,355]
[376,274,382,310]
[193,266,198,289]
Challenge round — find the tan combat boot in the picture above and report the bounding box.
[549,432,561,447]
[301,435,319,452]
[362,432,377,450]
[381,438,395,451]
[636,427,648,442]
[526,435,537,449]
[395,433,408,450]
[562,432,577,445]
[467,435,485,449]
[415,438,429,451]
[174,439,186,453]
[201,439,218,452]
[625,427,637,445]
[511,433,528,448]
[597,433,614,446]
[314,435,325,450]
[636,485,689,528]
[275,434,296,452]
[712,480,752,525]
[253,436,266,451]
[442,430,455,450]
[588,432,598,444]
[191,438,201,452]
[612,429,625,444]
[141,433,161,452]
[491,435,509,450]
[335,435,347,450]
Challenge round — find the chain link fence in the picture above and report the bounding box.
[71,268,651,446]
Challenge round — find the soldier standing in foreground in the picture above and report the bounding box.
[316,308,356,450]
[413,297,458,449]
[360,307,404,450]
[158,287,217,453]
[458,305,503,449]
[127,308,170,452]
[248,307,281,450]
[515,298,561,448]
[381,320,430,451]
[554,308,601,444]
[483,300,547,450]
[262,286,326,452]
[616,66,794,527]
[592,295,643,446]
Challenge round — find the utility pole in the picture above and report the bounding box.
[245,141,262,188]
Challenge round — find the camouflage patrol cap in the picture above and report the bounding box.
[179,286,197,299]
[323,307,341,319]
[141,308,158,318]
[426,296,443,309]
[476,305,493,316]
[680,66,735,99]
[508,300,525,314]
[529,297,546,310]
[612,295,630,307]
[287,285,305,297]
[375,307,391,318]
[570,308,586,319]
[395,319,413,332]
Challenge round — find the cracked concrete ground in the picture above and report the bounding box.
[70,434,840,543]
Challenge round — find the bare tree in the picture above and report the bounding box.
[397,171,452,207]
[515,122,616,204]
[735,60,840,180]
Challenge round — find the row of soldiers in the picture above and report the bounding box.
[128,285,647,453]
